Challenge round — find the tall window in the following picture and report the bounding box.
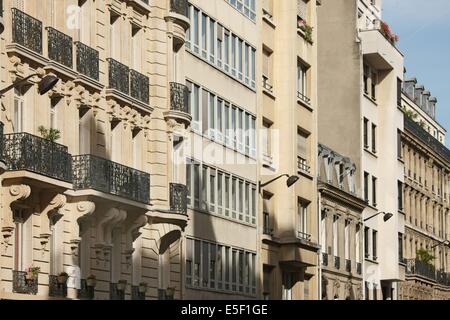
[262,120,272,159]
[201,13,207,58]
[398,233,404,262]
[364,172,369,203]
[282,272,294,300]
[344,220,350,260]
[333,215,339,257]
[356,224,361,262]
[371,71,377,100]
[363,64,369,94]
[297,129,310,173]
[13,209,32,271]
[193,8,200,53]
[50,98,58,130]
[109,12,120,59]
[13,87,25,133]
[50,214,63,276]
[371,124,377,153]
[364,227,370,258]
[398,181,403,211]
[365,281,370,300]
[372,230,378,261]
[372,176,377,207]
[297,62,308,100]
[363,118,369,149]
[298,200,309,238]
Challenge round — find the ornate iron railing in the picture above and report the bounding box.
[297,231,311,241]
[357,262,362,275]
[170,183,187,214]
[108,58,129,95]
[334,256,340,269]
[72,155,150,204]
[404,116,450,163]
[75,42,99,81]
[0,122,4,165]
[3,133,73,182]
[110,283,125,300]
[346,259,351,272]
[406,259,436,281]
[12,8,42,54]
[170,82,189,113]
[130,69,149,104]
[297,91,311,105]
[436,270,450,286]
[322,253,328,266]
[48,275,67,297]
[131,286,145,300]
[297,156,310,174]
[46,27,73,68]
[170,0,189,17]
[77,279,94,300]
[12,270,38,295]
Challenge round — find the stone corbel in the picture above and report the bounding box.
[124,215,147,263]
[39,194,67,249]
[103,209,127,262]
[2,185,32,244]
[96,207,120,249]
[71,201,96,249]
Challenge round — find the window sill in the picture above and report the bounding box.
[262,15,276,29]
[262,87,276,100]
[364,147,378,158]
[297,28,313,45]
[363,93,378,106]
[298,169,314,180]
[365,257,379,264]
[297,97,314,112]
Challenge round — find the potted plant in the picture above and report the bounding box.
[86,274,97,287]
[165,287,175,300]
[297,18,314,43]
[117,279,127,291]
[138,282,148,294]
[38,125,61,142]
[57,271,69,284]
[25,266,40,281]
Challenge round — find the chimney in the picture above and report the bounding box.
[403,77,416,100]
[429,97,437,119]
[422,90,431,111]
[414,84,424,105]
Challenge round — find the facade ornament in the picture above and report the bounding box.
[2,184,31,244]
[39,194,67,248]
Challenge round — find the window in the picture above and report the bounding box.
[373,284,377,300]
[297,62,309,102]
[365,281,370,300]
[398,233,404,263]
[217,25,223,67]
[371,71,377,100]
[193,8,200,53]
[109,12,120,59]
[372,230,378,260]
[262,120,272,160]
[398,181,403,211]
[397,130,402,159]
[50,98,58,130]
[238,180,244,221]
[13,87,25,133]
[282,272,294,300]
[209,170,216,213]
[201,13,207,58]
[189,82,200,131]
[397,78,402,106]
[225,0,256,21]
[209,17,215,63]
[363,65,369,94]
[131,24,142,70]
[218,172,223,214]
[364,172,369,203]
[364,227,370,258]
[356,224,361,263]
[344,220,350,260]
[333,215,339,257]
[13,209,32,271]
[297,129,310,174]
[298,200,309,238]
[225,174,230,216]
[372,176,377,207]
[363,118,369,148]
[371,124,377,153]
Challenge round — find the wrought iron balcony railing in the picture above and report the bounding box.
[404,116,450,163]
[83,158,148,202]
[170,0,189,17]
[75,42,99,81]
[48,275,67,297]
[0,122,4,165]
[334,256,340,269]
[406,259,436,281]
[357,262,362,275]
[297,91,311,105]
[130,69,149,104]
[436,270,450,286]
[297,231,311,241]
[131,286,146,300]
[297,156,310,174]
[170,183,188,215]
[110,283,125,300]
[46,27,73,68]
[3,133,73,182]
[12,270,38,295]
[170,82,189,113]
[346,259,351,272]
[12,8,42,54]
[73,155,150,204]
[322,253,328,266]
[77,279,94,300]
[108,58,130,95]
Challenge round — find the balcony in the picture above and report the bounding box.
[131,286,146,300]
[11,8,42,54]
[130,69,150,104]
[169,0,189,17]
[3,133,73,182]
[322,253,328,266]
[12,271,38,295]
[46,27,73,68]
[48,275,67,298]
[334,256,340,269]
[108,58,130,95]
[297,231,311,241]
[345,259,351,272]
[357,262,362,275]
[169,183,188,215]
[404,116,450,163]
[77,279,94,300]
[75,42,99,81]
[0,122,6,173]
[436,270,450,286]
[297,91,311,106]
[110,283,125,300]
[406,259,436,281]
[262,76,274,94]
[165,82,191,125]
[297,156,311,174]
[72,155,150,204]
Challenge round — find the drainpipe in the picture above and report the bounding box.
[318,190,322,300]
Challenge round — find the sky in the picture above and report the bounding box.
[382,0,450,147]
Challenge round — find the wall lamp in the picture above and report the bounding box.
[364,211,393,222]
[0,74,59,97]
[259,174,299,192]
[431,240,450,249]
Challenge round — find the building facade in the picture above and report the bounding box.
[0,0,191,300]
[398,77,450,300]
[259,0,320,300]
[318,144,366,300]
[318,0,405,299]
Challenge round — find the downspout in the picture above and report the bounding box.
[318,189,322,300]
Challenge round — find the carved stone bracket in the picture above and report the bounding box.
[39,194,67,248]
[1,184,31,244]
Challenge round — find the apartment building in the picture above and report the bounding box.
[0,0,191,300]
[318,0,405,299]
[398,77,450,300]
[318,144,366,300]
[182,0,259,299]
[260,0,319,300]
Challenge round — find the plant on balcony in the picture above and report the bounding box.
[402,106,418,121]
[38,125,61,142]
[297,18,313,44]
[416,248,435,266]
[25,265,40,280]
[57,272,69,284]
[138,282,148,294]
[86,274,97,287]
[380,20,399,44]
[117,279,127,291]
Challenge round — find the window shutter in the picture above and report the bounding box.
[297,132,307,158]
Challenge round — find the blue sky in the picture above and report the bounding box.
[382,0,450,147]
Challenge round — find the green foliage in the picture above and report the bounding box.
[38,125,61,142]
[402,107,418,120]
[416,248,435,265]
